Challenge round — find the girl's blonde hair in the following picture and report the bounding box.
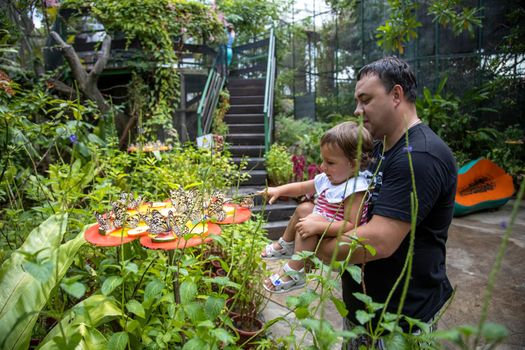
[320,121,374,171]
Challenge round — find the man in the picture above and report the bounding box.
[321,57,457,347]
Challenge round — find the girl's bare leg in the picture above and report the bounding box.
[286,232,318,271]
[261,201,314,257]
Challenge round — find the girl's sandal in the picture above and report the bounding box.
[261,237,295,260]
[263,263,306,294]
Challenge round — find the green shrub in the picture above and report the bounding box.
[265,144,293,186]
[274,114,328,165]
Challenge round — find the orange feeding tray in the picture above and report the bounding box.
[215,204,251,224]
[84,225,138,246]
[454,158,515,217]
[139,222,222,250]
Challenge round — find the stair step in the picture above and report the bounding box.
[228,86,265,96]
[229,104,264,114]
[227,185,267,206]
[229,145,265,157]
[233,157,265,171]
[230,96,264,105]
[227,186,262,196]
[228,123,265,134]
[252,201,298,222]
[264,220,289,240]
[241,169,267,186]
[226,133,265,145]
[228,78,265,88]
[225,114,265,124]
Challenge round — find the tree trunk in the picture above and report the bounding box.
[50,31,112,113]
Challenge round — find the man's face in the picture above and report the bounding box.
[354,73,395,139]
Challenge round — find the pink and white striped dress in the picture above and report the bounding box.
[313,172,371,225]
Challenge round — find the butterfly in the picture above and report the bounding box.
[119,192,143,210]
[142,209,169,234]
[94,211,112,233]
[111,201,127,229]
[125,215,140,229]
[166,211,189,237]
[239,196,254,208]
[202,191,225,221]
[206,200,226,221]
[170,188,189,213]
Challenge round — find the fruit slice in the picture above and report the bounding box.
[159,208,175,216]
[128,225,149,236]
[108,228,129,238]
[151,202,167,208]
[186,222,208,234]
[151,232,177,242]
[223,205,236,216]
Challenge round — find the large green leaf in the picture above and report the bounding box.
[38,294,123,350]
[0,214,87,350]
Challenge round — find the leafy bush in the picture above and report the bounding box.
[212,89,230,136]
[265,144,293,186]
[416,77,525,182]
[274,114,328,165]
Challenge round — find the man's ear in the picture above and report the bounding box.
[391,84,404,107]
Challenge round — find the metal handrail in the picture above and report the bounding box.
[263,28,276,153]
[197,45,228,136]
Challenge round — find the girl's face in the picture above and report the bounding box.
[320,143,354,185]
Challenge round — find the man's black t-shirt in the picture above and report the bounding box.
[342,123,457,329]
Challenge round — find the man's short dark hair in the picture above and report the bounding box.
[357,56,417,103]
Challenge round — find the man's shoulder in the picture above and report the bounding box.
[411,124,451,153]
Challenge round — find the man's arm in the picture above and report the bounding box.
[344,215,410,263]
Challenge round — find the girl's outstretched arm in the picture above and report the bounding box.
[258,180,315,205]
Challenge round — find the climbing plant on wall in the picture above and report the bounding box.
[63,0,225,138]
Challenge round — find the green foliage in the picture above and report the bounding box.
[38,295,123,349]
[416,78,524,180]
[63,0,225,138]
[377,0,482,53]
[486,126,524,181]
[216,217,267,323]
[216,0,281,39]
[212,88,230,136]
[376,0,421,54]
[265,144,293,186]
[0,214,86,350]
[274,114,328,165]
[428,0,482,37]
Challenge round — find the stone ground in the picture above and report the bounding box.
[259,199,525,349]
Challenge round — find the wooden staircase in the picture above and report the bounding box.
[225,77,297,239]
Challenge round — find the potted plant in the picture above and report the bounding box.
[221,217,268,347]
[265,144,294,186]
